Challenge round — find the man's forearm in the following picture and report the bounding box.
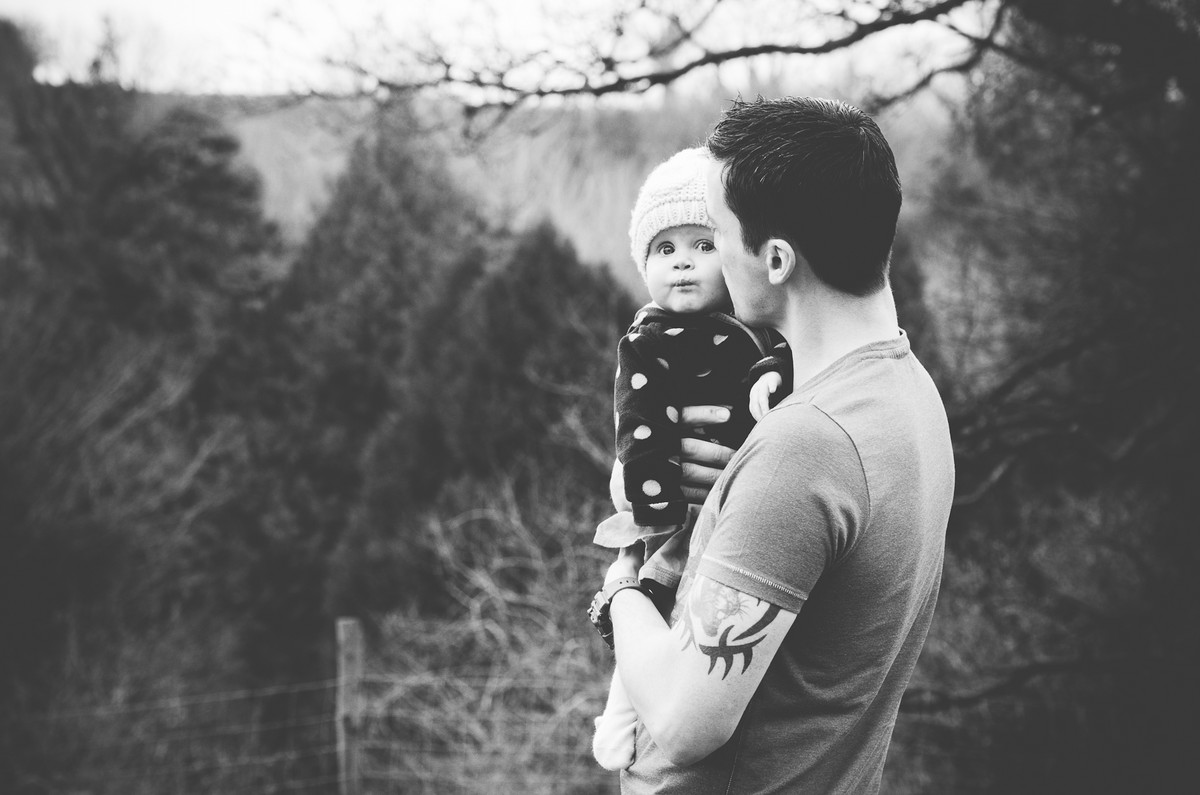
[608,588,734,765]
[606,571,797,766]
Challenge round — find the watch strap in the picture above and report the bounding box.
[588,576,644,650]
[602,576,642,602]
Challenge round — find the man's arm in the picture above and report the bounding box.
[606,550,798,766]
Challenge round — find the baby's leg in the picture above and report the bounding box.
[592,667,638,770]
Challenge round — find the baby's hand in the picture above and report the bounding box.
[749,371,783,421]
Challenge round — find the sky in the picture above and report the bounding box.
[0,0,973,97]
[0,0,554,94]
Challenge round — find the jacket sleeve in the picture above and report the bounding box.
[614,330,689,526]
[747,331,794,409]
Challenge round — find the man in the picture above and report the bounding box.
[595,97,955,793]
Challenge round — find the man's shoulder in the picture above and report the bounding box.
[778,344,953,515]
[752,399,856,447]
[732,403,866,489]
[793,339,945,428]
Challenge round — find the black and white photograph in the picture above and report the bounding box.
[1,1,1194,792]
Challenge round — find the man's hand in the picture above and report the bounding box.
[749,371,783,421]
[678,405,736,503]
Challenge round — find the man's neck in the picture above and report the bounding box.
[778,281,899,389]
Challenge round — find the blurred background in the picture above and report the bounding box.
[0,1,1196,792]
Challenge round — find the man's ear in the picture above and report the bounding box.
[764,238,797,286]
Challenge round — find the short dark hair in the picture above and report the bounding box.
[707,96,902,296]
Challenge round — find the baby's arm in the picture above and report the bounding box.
[614,331,688,527]
[747,335,794,420]
[749,370,783,421]
[612,415,735,510]
[609,460,631,512]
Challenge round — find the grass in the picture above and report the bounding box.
[364,470,620,793]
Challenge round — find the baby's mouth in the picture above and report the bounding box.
[673,279,697,287]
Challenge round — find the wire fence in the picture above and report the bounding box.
[19,619,617,794]
[23,678,341,794]
[14,669,1020,794]
[20,678,613,795]
[17,619,1137,794]
[350,672,616,794]
[16,672,1059,795]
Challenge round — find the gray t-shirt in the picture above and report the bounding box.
[621,332,954,794]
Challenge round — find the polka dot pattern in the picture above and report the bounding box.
[612,305,791,528]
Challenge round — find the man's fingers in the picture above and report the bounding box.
[680,484,713,504]
[678,404,732,428]
[676,417,736,505]
[680,439,734,504]
[680,437,734,468]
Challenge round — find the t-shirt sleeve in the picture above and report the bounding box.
[696,406,869,613]
[747,331,794,408]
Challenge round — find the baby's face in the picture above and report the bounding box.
[644,224,731,315]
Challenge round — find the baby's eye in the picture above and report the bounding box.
[698,239,716,252]
[656,242,676,256]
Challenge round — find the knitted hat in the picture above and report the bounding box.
[629,147,712,273]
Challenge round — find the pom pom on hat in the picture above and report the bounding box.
[629,147,712,273]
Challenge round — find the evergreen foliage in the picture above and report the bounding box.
[2,21,636,781]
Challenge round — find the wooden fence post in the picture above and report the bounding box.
[337,617,364,795]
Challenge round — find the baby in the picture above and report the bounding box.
[591,146,791,770]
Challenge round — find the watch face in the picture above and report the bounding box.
[587,591,605,626]
[588,590,615,648]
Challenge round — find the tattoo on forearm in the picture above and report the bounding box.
[679,579,782,679]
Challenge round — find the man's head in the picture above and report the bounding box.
[706,96,902,298]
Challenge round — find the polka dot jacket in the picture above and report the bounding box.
[614,303,792,527]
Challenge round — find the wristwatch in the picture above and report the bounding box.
[587,576,642,649]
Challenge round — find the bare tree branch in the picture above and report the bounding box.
[644,0,723,60]
[343,0,979,110]
[867,1,1008,111]
[1007,0,1200,101]
[945,13,1118,111]
[951,327,1107,428]
[951,453,1016,506]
